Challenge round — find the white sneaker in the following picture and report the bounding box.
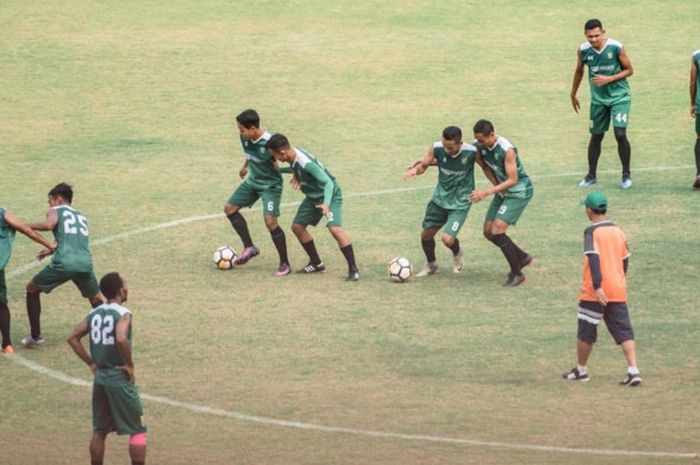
[620,176,632,189]
[21,335,45,348]
[415,262,438,277]
[452,250,464,274]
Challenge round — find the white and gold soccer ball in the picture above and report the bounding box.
[388,256,414,283]
[213,245,237,270]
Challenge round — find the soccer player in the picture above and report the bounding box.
[266,133,360,282]
[224,109,291,276]
[403,126,477,277]
[67,272,148,465]
[570,19,634,189]
[0,207,56,354]
[563,192,641,387]
[690,48,700,189]
[469,120,533,287]
[21,183,103,347]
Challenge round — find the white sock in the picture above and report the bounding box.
[577,364,588,374]
[628,366,640,375]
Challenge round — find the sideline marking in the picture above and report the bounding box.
[4,353,697,459]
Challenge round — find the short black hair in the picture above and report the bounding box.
[473,119,495,136]
[591,207,607,214]
[584,19,603,31]
[236,109,260,129]
[442,126,462,142]
[100,272,124,300]
[48,183,73,203]
[266,133,291,152]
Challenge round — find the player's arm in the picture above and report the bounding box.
[469,149,518,202]
[570,48,585,113]
[3,210,55,252]
[116,313,136,384]
[67,320,96,372]
[592,47,633,87]
[587,253,608,305]
[404,146,435,180]
[26,207,58,232]
[239,159,249,179]
[474,152,499,187]
[690,58,697,118]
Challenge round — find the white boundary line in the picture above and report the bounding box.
[3,163,698,459]
[4,353,697,459]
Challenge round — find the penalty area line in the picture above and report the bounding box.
[4,354,698,459]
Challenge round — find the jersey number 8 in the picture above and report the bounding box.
[91,314,115,345]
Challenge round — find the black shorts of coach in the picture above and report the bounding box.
[577,300,635,344]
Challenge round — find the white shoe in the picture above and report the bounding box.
[21,335,45,348]
[416,262,438,277]
[452,250,464,274]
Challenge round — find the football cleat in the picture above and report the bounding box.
[415,262,439,277]
[619,372,642,387]
[345,270,360,282]
[274,263,292,277]
[298,262,326,274]
[578,175,597,187]
[233,245,260,266]
[502,273,526,287]
[562,367,589,382]
[620,176,632,190]
[21,335,45,348]
[452,250,464,275]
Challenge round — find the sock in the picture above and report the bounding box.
[301,240,322,265]
[421,238,436,263]
[628,366,640,375]
[26,292,41,339]
[587,133,604,178]
[131,462,144,465]
[0,301,11,348]
[614,127,631,178]
[448,238,460,256]
[226,212,253,248]
[577,364,588,374]
[508,238,529,261]
[695,138,700,176]
[340,244,358,272]
[92,461,103,465]
[270,226,289,266]
[489,234,522,276]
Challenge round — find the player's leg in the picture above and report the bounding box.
[563,300,600,381]
[73,272,104,309]
[441,208,469,275]
[261,189,290,276]
[418,201,447,276]
[225,182,259,264]
[693,123,700,188]
[292,199,325,273]
[0,270,13,352]
[89,432,108,465]
[604,302,641,386]
[579,103,609,186]
[324,198,359,281]
[484,197,531,286]
[611,101,632,188]
[22,265,68,346]
[91,383,114,465]
[105,383,148,463]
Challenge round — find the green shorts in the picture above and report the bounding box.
[32,265,99,298]
[293,187,343,228]
[227,180,282,217]
[422,201,471,237]
[589,101,631,134]
[93,381,147,435]
[485,195,531,226]
[0,269,6,304]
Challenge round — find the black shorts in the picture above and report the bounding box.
[577,300,634,344]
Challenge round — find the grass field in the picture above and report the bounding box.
[2,1,700,464]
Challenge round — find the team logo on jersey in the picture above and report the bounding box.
[259,147,265,154]
[244,141,249,147]
[607,51,613,59]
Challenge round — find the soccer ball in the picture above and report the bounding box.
[388,256,414,283]
[213,245,237,270]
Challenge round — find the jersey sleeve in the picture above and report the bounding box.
[305,162,335,204]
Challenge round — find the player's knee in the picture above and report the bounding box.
[224,203,238,216]
[129,432,147,446]
[613,127,627,142]
[482,229,493,241]
[264,216,278,230]
[441,233,454,247]
[26,282,39,294]
[291,223,306,235]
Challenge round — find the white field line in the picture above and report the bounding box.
[4,353,697,459]
[5,164,694,280]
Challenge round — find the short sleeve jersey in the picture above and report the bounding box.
[580,38,631,106]
[694,49,700,107]
[291,148,338,204]
[88,303,132,386]
[431,142,477,210]
[239,132,283,190]
[580,221,630,302]
[0,207,17,269]
[474,136,533,199]
[51,205,93,272]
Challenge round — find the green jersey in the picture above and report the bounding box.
[580,38,631,106]
[291,148,338,204]
[88,302,132,385]
[0,207,16,270]
[239,131,283,190]
[431,142,477,210]
[51,205,93,272]
[474,136,533,199]
[694,49,700,107]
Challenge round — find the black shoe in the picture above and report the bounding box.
[298,262,326,274]
[693,176,700,189]
[502,273,525,287]
[520,254,534,269]
[619,372,642,387]
[345,270,360,282]
[562,367,590,382]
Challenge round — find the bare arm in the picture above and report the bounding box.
[404,146,436,179]
[3,210,55,251]
[691,59,697,118]
[475,153,499,187]
[26,208,58,232]
[591,46,633,87]
[67,320,96,371]
[116,314,135,383]
[469,149,518,203]
[570,48,585,113]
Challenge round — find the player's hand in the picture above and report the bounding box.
[406,159,422,170]
[468,189,488,203]
[239,165,249,179]
[591,74,612,87]
[290,177,301,190]
[88,361,97,375]
[36,247,54,261]
[571,95,580,113]
[594,288,608,306]
[403,167,418,180]
[316,203,331,219]
[119,365,136,384]
[691,105,697,118]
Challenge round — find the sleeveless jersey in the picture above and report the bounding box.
[580,38,631,106]
[292,148,338,203]
[431,142,477,210]
[474,136,533,199]
[88,302,132,385]
[239,132,283,190]
[51,205,93,272]
[694,49,700,107]
[0,207,17,269]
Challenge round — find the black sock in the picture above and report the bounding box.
[490,234,522,276]
[91,461,103,465]
[614,127,631,177]
[0,301,11,348]
[509,239,529,261]
[448,238,460,256]
[587,133,604,178]
[270,227,289,266]
[26,292,41,339]
[302,240,322,265]
[131,462,144,465]
[421,238,437,263]
[226,212,253,248]
[340,244,358,272]
[695,138,700,176]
